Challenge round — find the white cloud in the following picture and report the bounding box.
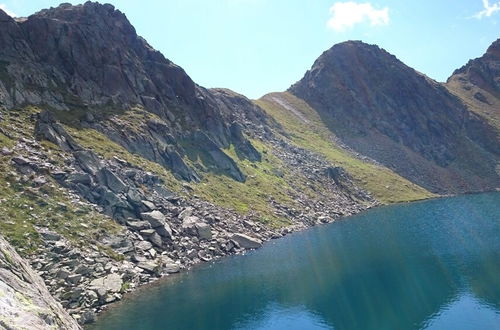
[474,0,500,18]
[0,3,16,17]
[327,2,389,32]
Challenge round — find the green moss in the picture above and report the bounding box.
[192,140,295,227]
[256,93,435,204]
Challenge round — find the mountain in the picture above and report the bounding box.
[446,38,500,130]
[288,41,500,194]
[0,2,498,328]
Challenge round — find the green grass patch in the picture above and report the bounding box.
[0,107,123,256]
[192,140,296,227]
[256,93,435,204]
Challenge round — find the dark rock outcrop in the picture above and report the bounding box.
[0,2,264,182]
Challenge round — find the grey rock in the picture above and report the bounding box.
[141,200,156,211]
[98,168,127,193]
[148,232,163,248]
[74,150,102,175]
[155,224,173,239]
[67,172,92,185]
[126,220,151,231]
[231,233,262,249]
[0,235,80,329]
[135,240,153,251]
[195,222,212,240]
[89,273,123,294]
[141,210,166,228]
[137,261,159,274]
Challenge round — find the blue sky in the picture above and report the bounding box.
[0,1,499,99]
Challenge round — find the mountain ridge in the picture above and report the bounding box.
[0,2,498,328]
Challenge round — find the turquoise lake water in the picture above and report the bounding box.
[89,192,500,330]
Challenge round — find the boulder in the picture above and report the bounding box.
[137,261,159,274]
[66,172,92,185]
[126,220,151,231]
[98,168,127,193]
[231,233,262,249]
[178,207,193,220]
[163,263,180,274]
[89,273,123,294]
[148,232,163,248]
[74,150,102,175]
[135,240,153,251]
[195,222,212,240]
[141,210,166,228]
[141,200,156,211]
[155,224,173,239]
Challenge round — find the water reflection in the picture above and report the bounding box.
[89,193,500,330]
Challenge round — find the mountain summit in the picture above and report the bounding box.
[288,40,500,193]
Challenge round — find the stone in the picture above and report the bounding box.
[126,189,142,205]
[137,261,159,274]
[75,265,92,275]
[139,229,156,236]
[66,274,82,284]
[231,233,262,249]
[74,150,102,175]
[141,210,166,228]
[98,168,127,193]
[178,207,193,220]
[148,232,163,248]
[155,224,173,239]
[66,172,92,185]
[126,220,151,231]
[141,200,157,211]
[163,263,180,274]
[89,273,123,294]
[56,269,70,279]
[135,240,153,251]
[38,229,61,241]
[195,222,212,240]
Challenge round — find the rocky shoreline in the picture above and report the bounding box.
[1,109,373,326]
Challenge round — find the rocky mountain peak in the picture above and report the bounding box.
[486,38,500,57]
[448,38,500,98]
[289,39,500,193]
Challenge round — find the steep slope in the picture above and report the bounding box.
[256,92,434,204]
[289,41,500,194]
[446,38,500,130]
[0,3,378,325]
[0,2,265,183]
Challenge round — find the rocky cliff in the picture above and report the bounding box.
[0,1,498,328]
[289,41,500,194]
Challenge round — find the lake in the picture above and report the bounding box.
[89,192,500,330]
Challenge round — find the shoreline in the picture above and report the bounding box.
[87,193,448,326]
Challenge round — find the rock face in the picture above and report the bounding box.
[0,235,81,329]
[289,41,500,194]
[0,2,264,182]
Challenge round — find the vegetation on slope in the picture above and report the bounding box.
[256,92,435,204]
[0,107,122,255]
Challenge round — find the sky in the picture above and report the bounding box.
[0,1,499,99]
